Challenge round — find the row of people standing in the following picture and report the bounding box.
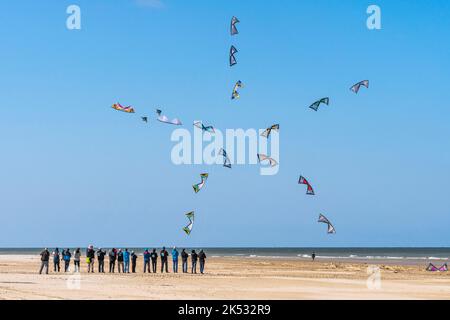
[39,247,206,274]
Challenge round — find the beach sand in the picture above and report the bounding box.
[0,255,449,300]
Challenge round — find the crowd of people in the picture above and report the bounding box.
[38,246,207,275]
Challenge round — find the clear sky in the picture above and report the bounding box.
[0,0,449,247]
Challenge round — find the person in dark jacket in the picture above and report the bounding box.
[191,250,198,274]
[74,248,81,272]
[53,248,60,272]
[312,252,316,261]
[86,245,95,273]
[160,247,169,273]
[131,251,138,273]
[97,248,106,273]
[143,249,151,273]
[39,248,50,274]
[150,249,158,273]
[63,248,72,272]
[199,250,206,274]
[181,249,189,273]
[109,248,116,273]
[117,249,124,273]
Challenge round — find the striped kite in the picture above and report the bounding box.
[231,80,243,100]
[182,211,195,235]
[298,175,315,195]
[193,173,209,193]
[112,103,135,113]
[350,80,369,94]
[309,98,329,111]
[318,214,336,234]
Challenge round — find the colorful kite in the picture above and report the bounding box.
[218,148,232,168]
[257,154,278,167]
[156,109,182,126]
[426,263,448,272]
[182,211,195,235]
[231,80,243,100]
[112,103,135,113]
[298,175,315,195]
[350,80,369,94]
[194,121,215,133]
[230,16,240,35]
[193,173,209,193]
[318,214,336,234]
[141,116,148,123]
[261,124,279,138]
[309,98,330,111]
[230,45,238,67]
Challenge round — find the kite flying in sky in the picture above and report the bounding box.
[141,116,148,123]
[156,109,182,126]
[350,80,369,94]
[193,173,209,193]
[231,80,243,100]
[261,124,279,138]
[318,214,336,234]
[309,98,330,111]
[194,121,215,133]
[257,154,278,167]
[230,45,238,67]
[182,211,195,235]
[298,175,315,195]
[112,103,135,113]
[218,148,232,168]
[230,16,240,35]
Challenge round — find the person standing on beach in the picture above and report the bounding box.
[39,248,50,274]
[172,247,179,273]
[131,251,137,273]
[143,249,151,273]
[160,247,169,273]
[312,252,316,261]
[191,250,198,274]
[150,249,158,273]
[181,249,188,273]
[53,248,61,272]
[123,249,130,273]
[97,248,106,273]
[74,248,81,272]
[199,250,206,274]
[108,248,116,273]
[86,245,95,273]
[63,248,71,272]
[117,249,124,273]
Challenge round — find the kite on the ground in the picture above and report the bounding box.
[426,263,448,272]
[141,116,148,123]
[156,109,182,126]
[230,45,238,67]
[218,148,232,168]
[112,103,135,113]
[261,124,279,138]
[298,175,315,195]
[231,80,243,100]
[318,214,336,234]
[182,211,195,235]
[350,80,369,94]
[194,121,215,133]
[193,173,209,193]
[230,16,240,35]
[309,98,330,111]
[257,154,278,167]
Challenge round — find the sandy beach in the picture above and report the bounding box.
[0,255,449,300]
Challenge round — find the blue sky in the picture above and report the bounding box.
[0,0,449,247]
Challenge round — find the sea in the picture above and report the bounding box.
[0,248,449,265]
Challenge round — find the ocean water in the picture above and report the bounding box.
[0,248,449,264]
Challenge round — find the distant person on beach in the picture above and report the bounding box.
[150,249,158,273]
[86,245,95,273]
[123,249,130,273]
[108,248,116,273]
[172,247,179,273]
[53,248,60,272]
[117,249,124,273]
[74,248,81,272]
[97,248,106,273]
[39,248,50,274]
[181,249,188,273]
[199,250,206,274]
[63,248,71,272]
[143,249,151,273]
[131,251,137,273]
[312,252,316,261]
[160,247,169,273]
[191,250,198,274]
